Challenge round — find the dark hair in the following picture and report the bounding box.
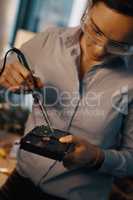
[91,0,133,16]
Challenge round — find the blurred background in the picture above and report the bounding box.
[0,0,88,54]
[0,0,88,185]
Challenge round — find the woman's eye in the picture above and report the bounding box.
[94,28,101,36]
[91,24,102,36]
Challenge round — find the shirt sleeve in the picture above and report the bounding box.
[0,27,54,75]
[99,102,133,177]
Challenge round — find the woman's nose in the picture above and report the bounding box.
[93,42,109,59]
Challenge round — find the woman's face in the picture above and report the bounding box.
[81,2,133,62]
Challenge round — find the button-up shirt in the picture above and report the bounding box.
[3,27,133,200]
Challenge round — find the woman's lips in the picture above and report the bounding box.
[92,53,114,62]
[91,55,105,61]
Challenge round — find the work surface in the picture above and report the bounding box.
[0,132,19,187]
[0,158,16,187]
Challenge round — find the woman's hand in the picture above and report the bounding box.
[0,62,43,92]
[59,135,104,170]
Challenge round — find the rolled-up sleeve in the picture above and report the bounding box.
[99,102,133,177]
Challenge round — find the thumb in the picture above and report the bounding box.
[33,76,44,88]
[59,135,80,144]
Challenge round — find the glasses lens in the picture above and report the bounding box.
[81,13,133,56]
[107,45,133,55]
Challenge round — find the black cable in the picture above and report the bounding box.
[66,99,81,132]
[38,160,57,186]
[0,48,31,76]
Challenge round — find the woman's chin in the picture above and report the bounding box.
[92,54,115,62]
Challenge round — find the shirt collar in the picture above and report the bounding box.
[62,26,82,49]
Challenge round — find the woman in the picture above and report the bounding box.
[0,0,133,199]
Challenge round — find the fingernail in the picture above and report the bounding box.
[59,135,72,143]
[11,86,19,92]
[59,137,65,143]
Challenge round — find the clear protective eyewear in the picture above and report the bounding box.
[80,8,133,56]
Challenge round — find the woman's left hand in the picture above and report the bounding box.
[59,135,104,170]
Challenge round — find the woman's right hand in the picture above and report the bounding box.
[0,62,43,92]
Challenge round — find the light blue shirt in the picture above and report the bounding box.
[3,27,133,200]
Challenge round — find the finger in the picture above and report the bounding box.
[1,64,24,87]
[2,75,21,91]
[25,75,44,89]
[0,76,5,85]
[59,135,73,144]
[63,154,75,169]
[9,69,24,85]
[4,74,18,87]
[25,74,36,89]
[21,77,33,90]
[63,153,78,170]
[59,135,80,144]
[11,62,30,79]
[6,65,30,87]
[63,160,77,170]
[10,85,22,92]
[1,80,11,89]
[34,77,44,88]
[0,76,12,88]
